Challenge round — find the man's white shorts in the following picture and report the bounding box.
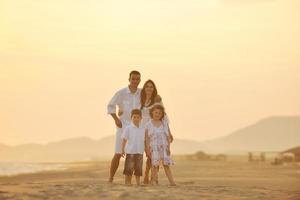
[114,127,124,154]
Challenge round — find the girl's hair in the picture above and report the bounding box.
[149,104,165,120]
[140,79,158,109]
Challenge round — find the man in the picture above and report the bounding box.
[107,70,142,183]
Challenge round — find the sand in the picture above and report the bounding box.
[0,159,300,200]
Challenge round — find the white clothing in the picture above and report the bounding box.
[107,87,141,153]
[145,120,173,166]
[121,123,145,154]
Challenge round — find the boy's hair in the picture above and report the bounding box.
[129,70,141,78]
[149,104,165,120]
[131,109,142,118]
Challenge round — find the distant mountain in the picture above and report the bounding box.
[0,143,10,152]
[0,137,115,162]
[0,116,299,162]
[199,116,300,153]
[0,136,201,162]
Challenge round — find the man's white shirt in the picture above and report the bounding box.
[107,86,141,153]
[107,87,141,125]
[122,123,145,154]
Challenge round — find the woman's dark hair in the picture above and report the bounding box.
[149,104,165,120]
[140,79,158,109]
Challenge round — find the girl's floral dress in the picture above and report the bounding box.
[146,120,174,166]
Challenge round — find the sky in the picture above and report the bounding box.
[0,0,299,146]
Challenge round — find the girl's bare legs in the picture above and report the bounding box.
[151,166,159,185]
[143,157,151,184]
[163,165,176,186]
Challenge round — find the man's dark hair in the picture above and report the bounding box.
[129,70,141,78]
[131,109,142,117]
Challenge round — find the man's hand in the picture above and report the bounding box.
[115,118,122,128]
[110,113,122,128]
[118,110,123,117]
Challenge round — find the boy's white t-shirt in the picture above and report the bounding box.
[122,123,145,154]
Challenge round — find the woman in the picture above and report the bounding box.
[140,79,174,184]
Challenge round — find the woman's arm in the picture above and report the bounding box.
[168,125,174,143]
[145,129,151,158]
[154,96,174,143]
[167,135,171,156]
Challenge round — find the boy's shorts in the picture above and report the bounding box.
[123,154,143,176]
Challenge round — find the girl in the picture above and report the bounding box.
[145,104,176,186]
[140,80,173,184]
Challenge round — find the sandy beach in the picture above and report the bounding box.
[0,158,300,200]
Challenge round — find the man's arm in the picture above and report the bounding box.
[107,91,122,128]
[110,113,122,128]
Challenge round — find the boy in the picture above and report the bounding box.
[121,109,145,186]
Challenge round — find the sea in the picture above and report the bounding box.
[0,162,66,176]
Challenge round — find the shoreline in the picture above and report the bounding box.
[0,160,300,200]
[0,160,106,178]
